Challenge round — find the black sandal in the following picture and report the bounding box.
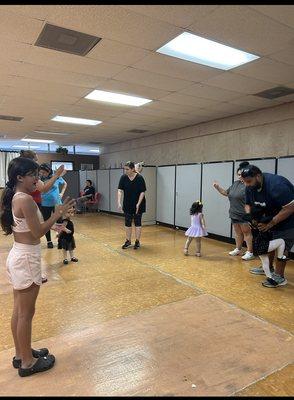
[12,348,49,368]
[18,354,55,377]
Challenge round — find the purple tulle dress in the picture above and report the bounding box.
[185,213,208,237]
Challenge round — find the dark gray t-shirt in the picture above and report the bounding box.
[227,180,246,220]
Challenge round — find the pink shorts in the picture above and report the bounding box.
[6,242,42,290]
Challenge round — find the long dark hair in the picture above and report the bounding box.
[0,157,39,235]
[190,201,203,215]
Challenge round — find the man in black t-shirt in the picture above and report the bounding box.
[76,179,96,213]
[241,165,294,288]
[118,161,147,250]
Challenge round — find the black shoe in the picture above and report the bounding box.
[134,240,140,250]
[41,277,48,284]
[47,241,54,249]
[18,354,55,377]
[122,240,132,249]
[71,257,78,262]
[12,348,49,369]
[63,259,69,265]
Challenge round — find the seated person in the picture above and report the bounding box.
[76,180,95,213]
[243,205,287,287]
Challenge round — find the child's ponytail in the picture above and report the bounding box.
[0,181,15,235]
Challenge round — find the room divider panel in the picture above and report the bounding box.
[110,168,124,214]
[97,169,110,212]
[175,164,201,229]
[202,161,234,238]
[156,165,176,226]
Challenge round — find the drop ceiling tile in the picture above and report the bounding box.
[9,62,108,88]
[38,5,182,50]
[22,45,126,78]
[178,83,243,101]
[59,105,124,120]
[203,72,274,94]
[267,45,294,67]
[249,5,294,29]
[159,93,220,108]
[133,52,222,82]
[93,79,171,100]
[234,58,294,84]
[201,102,257,115]
[0,39,32,62]
[0,5,53,20]
[113,67,193,91]
[144,100,207,114]
[87,38,151,66]
[5,87,79,106]
[0,9,44,44]
[115,112,163,123]
[127,107,197,120]
[188,5,294,56]
[229,95,280,108]
[120,5,219,28]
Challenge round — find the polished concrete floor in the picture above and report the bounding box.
[0,212,293,396]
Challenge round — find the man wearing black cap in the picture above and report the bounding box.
[241,165,294,287]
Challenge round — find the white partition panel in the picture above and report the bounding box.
[141,167,157,225]
[156,166,175,225]
[277,157,294,252]
[235,158,276,175]
[86,170,98,191]
[110,169,124,213]
[79,170,87,193]
[97,170,110,211]
[175,164,201,229]
[277,157,294,184]
[202,162,233,237]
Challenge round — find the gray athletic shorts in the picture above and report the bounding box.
[272,228,294,252]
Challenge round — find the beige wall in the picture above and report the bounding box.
[99,102,294,168]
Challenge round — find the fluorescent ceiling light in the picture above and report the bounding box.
[34,130,70,136]
[89,149,100,153]
[85,89,152,106]
[13,145,40,149]
[21,138,55,144]
[51,115,102,125]
[156,32,259,70]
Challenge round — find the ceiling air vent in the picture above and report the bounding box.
[0,115,23,121]
[127,129,149,134]
[254,86,294,99]
[35,23,102,56]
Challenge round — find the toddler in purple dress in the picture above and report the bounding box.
[184,201,208,257]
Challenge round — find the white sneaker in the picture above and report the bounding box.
[242,251,255,261]
[229,248,242,256]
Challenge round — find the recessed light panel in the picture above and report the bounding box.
[85,89,152,106]
[34,130,70,136]
[51,116,102,126]
[156,32,259,70]
[13,145,40,149]
[89,149,100,153]
[21,138,55,144]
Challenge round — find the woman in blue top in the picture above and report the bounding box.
[39,163,67,248]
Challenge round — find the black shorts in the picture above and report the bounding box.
[272,228,294,252]
[124,213,142,227]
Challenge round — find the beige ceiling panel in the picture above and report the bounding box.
[6,87,80,105]
[92,79,171,100]
[120,5,219,28]
[22,46,125,78]
[87,38,151,66]
[159,93,220,108]
[133,52,222,82]
[127,107,197,120]
[202,102,256,115]
[113,67,193,91]
[203,72,274,94]
[234,58,294,84]
[59,105,124,120]
[113,112,163,123]
[0,9,44,44]
[188,5,294,56]
[10,62,108,89]
[267,45,294,67]
[229,95,281,108]
[249,5,294,28]
[41,5,182,50]
[0,5,54,20]
[0,39,32,62]
[143,100,206,114]
[178,83,243,101]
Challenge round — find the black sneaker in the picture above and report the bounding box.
[47,241,54,249]
[134,240,140,250]
[63,259,69,265]
[122,240,132,249]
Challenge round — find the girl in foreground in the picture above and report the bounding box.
[0,157,75,377]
